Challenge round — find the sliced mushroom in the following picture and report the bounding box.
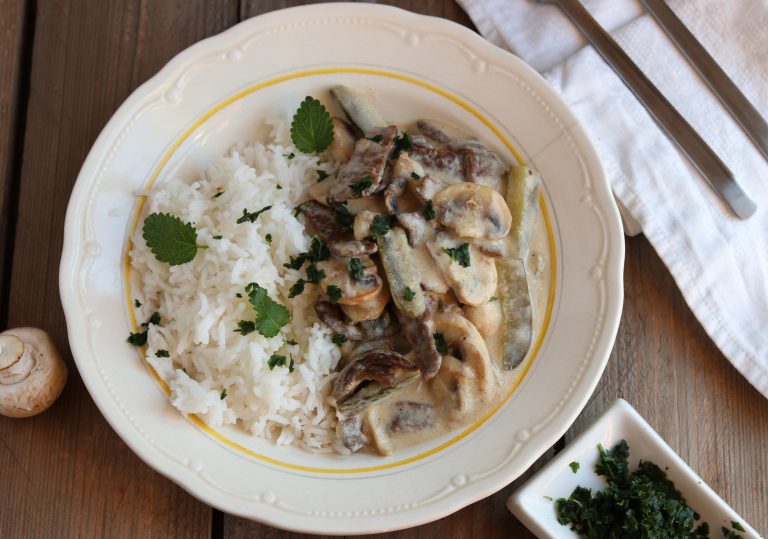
[473,238,508,259]
[433,183,512,240]
[429,355,475,419]
[330,240,377,258]
[336,415,369,453]
[329,117,357,163]
[0,328,67,418]
[377,227,426,318]
[432,310,494,396]
[427,231,497,306]
[353,210,378,240]
[340,284,389,322]
[463,300,502,338]
[396,212,433,248]
[329,125,397,202]
[332,349,419,415]
[330,85,387,133]
[316,257,382,306]
[412,248,449,294]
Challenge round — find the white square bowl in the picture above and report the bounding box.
[508,398,762,538]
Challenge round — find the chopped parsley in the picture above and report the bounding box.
[142,212,203,266]
[331,333,347,345]
[423,199,435,221]
[327,285,343,304]
[392,131,413,158]
[433,332,448,354]
[288,279,306,298]
[237,205,271,224]
[731,522,745,533]
[308,236,331,262]
[351,176,372,194]
[213,191,224,198]
[370,213,392,240]
[235,293,242,298]
[286,339,298,346]
[403,287,415,301]
[220,389,227,400]
[212,235,223,240]
[556,440,721,538]
[316,169,329,182]
[134,299,142,308]
[288,356,295,373]
[569,461,580,474]
[283,152,295,160]
[265,233,272,244]
[306,263,326,284]
[234,320,256,335]
[268,354,287,370]
[284,253,309,271]
[367,134,384,143]
[290,96,334,153]
[333,203,355,230]
[242,283,290,338]
[348,257,365,281]
[411,172,421,181]
[275,184,283,190]
[442,243,471,267]
[127,312,161,346]
[156,350,170,358]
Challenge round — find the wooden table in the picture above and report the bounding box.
[1,1,765,537]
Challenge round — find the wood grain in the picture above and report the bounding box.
[0,0,238,537]
[567,236,768,533]
[0,0,27,317]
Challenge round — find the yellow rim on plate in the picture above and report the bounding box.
[124,67,557,474]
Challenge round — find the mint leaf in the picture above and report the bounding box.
[290,96,334,153]
[245,283,290,338]
[142,212,201,266]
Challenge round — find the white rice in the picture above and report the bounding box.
[130,119,343,453]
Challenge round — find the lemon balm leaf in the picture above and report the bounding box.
[290,96,334,153]
[245,283,290,338]
[142,212,201,266]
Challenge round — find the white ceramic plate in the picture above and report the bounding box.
[509,399,761,538]
[60,3,624,534]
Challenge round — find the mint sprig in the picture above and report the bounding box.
[290,96,334,153]
[142,212,203,266]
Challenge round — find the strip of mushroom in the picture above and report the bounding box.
[329,117,357,164]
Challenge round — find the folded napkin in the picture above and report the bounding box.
[458,0,768,397]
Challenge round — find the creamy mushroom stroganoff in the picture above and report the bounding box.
[129,87,548,455]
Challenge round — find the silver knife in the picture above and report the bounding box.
[538,0,757,219]
[640,0,768,164]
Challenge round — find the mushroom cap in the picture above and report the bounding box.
[433,182,512,240]
[0,334,24,370]
[0,327,68,418]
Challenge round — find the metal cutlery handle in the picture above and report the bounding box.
[640,0,768,164]
[541,0,757,219]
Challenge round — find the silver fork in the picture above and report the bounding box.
[535,0,757,220]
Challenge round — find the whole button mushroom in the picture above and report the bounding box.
[0,328,67,418]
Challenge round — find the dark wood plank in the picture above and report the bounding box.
[0,0,27,317]
[0,0,239,537]
[566,236,768,533]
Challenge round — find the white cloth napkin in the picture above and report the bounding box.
[458,0,768,397]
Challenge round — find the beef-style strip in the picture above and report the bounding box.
[315,301,397,341]
[396,294,442,380]
[299,200,354,242]
[328,126,397,203]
